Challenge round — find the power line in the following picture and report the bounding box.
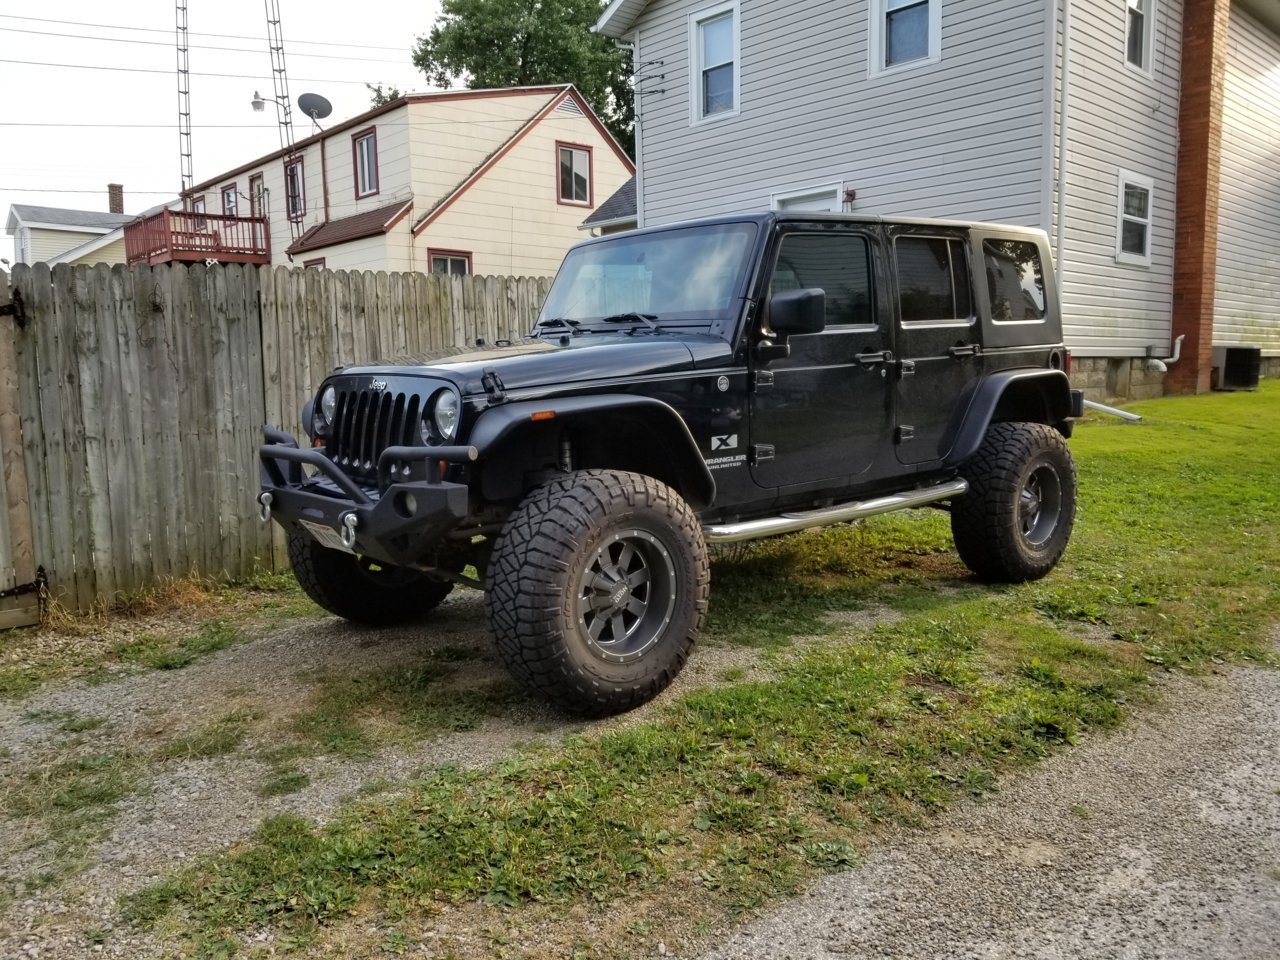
[0,122,276,129]
[0,14,412,52]
[0,187,177,194]
[5,25,409,64]
[1,59,384,86]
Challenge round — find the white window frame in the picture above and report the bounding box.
[770,182,844,213]
[688,0,740,127]
[1115,170,1154,267]
[868,0,942,79]
[1124,0,1157,77]
[353,129,379,199]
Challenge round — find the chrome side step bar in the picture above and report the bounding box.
[703,479,969,544]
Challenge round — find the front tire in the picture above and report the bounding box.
[485,470,710,717]
[287,533,454,626]
[951,422,1077,582]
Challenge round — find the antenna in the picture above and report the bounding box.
[297,92,333,132]
[263,0,299,239]
[175,0,194,194]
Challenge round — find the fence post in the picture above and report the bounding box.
[0,269,39,628]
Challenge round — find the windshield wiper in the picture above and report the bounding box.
[600,312,660,331]
[534,316,584,336]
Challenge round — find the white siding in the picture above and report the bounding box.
[1056,0,1182,356]
[418,105,634,277]
[25,227,100,263]
[633,0,1049,227]
[1213,4,1280,354]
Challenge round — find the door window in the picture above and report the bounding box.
[770,233,874,328]
[895,236,972,324]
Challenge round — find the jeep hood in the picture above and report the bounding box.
[339,333,734,394]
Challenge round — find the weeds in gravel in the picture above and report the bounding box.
[0,572,320,699]
[257,768,311,798]
[152,709,259,762]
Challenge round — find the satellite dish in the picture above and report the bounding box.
[297,93,333,121]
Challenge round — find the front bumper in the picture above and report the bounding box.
[258,426,477,567]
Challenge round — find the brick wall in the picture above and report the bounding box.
[1167,0,1232,394]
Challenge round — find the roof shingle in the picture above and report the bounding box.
[285,199,413,256]
[9,204,135,231]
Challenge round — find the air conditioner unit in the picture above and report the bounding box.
[1211,345,1261,391]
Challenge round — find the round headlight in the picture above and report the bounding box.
[319,386,337,425]
[432,390,460,442]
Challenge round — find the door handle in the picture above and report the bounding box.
[856,349,893,367]
[948,343,979,358]
[898,359,917,378]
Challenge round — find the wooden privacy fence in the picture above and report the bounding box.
[0,263,552,621]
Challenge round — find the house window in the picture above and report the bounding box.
[248,174,264,217]
[284,158,305,221]
[190,195,206,229]
[1126,0,1155,73]
[690,1,739,123]
[895,236,973,323]
[353,129,379,198]
[429,250,471,276]
[222,184,237,217]
[983,240,1047,323]
[303,257,326,269]
[1116,171,1153,266]
[557,143,592,206]
[869,0,941,77]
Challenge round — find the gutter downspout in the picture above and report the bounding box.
[1055,0,1072,288]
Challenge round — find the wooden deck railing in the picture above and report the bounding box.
[124,210,270,266]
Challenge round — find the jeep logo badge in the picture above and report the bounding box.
[370,378,388,391]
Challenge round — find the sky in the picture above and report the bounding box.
[0,0,444,266]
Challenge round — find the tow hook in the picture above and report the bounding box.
[340,512,359,549]
[257,491,273,523]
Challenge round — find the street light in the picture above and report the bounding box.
[250,90,271,112]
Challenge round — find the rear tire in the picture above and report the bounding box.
[287,533,454,626]
[485,470,709,717]
[951,422,1077,582]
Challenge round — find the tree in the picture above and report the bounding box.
[366,83,404,107]
[411,0,634,155]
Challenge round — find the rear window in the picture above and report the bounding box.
[984,239,1047,323]
[895,237,972,324]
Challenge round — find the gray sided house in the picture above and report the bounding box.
[597,0,1280,395]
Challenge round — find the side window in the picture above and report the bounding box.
[983,239,1046,323]
[895,236,972,323]
[869,0,942,78]
[770,233,874,328]
[1116,170,1153,266]
[1126,0,1156,75]
[690,1,739,124]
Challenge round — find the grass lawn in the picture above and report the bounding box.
[125,384,1280,958]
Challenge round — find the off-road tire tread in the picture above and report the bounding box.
[485,469,710,717]
[951,421,1077,583]
[287,533,453,626]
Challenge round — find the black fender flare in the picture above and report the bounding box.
[469,395,717,509]
[944,369,1074,469]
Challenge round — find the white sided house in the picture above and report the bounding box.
[124,86,633,279]
[597,0,1280,395]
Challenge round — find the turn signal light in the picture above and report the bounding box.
[530,411,556,422]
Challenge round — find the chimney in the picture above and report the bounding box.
[108,183,124,214]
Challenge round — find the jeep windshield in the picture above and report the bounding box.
[535,221,759,335]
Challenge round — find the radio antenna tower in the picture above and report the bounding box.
[175,1,194,194]
[264,0,297,156]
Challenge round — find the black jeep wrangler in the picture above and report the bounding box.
[259,213,1084,716]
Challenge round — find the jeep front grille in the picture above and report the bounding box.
[326,389,423,480]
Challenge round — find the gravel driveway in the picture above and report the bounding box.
[702,648,1280,960]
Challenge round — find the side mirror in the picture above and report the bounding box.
[769,288,826,337]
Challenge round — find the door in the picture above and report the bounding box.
[890,231,982,464]
[749,228,893,488]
